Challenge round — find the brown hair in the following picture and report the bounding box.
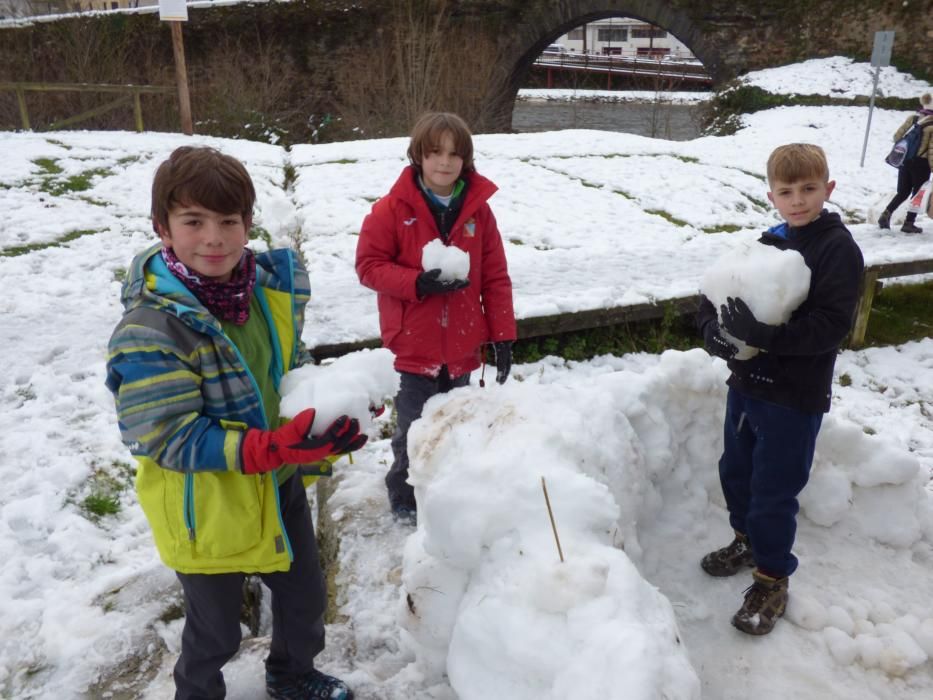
[406,112,475,174]
[921,93,932,109]
[766,143,829,185]
[151,146,256,232]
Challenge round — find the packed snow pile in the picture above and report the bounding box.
[394,349,933,698]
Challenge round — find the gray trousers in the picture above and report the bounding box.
[173,474,326,700]
[386,368,470,510]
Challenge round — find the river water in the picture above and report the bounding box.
[511,101,705,141]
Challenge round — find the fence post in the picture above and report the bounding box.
[15,88,30,130]
[133,90,144,132]
[849,269,880,348]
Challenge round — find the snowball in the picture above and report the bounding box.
[878,629,927,676]
[279,348,398,434]
[823,627,858,665]
[826,605,855,635]
[422,239,469,281]
[799,466,851,527]
[785,593,827,630]
[700,241,811,360]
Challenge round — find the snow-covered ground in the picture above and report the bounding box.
[1,58,932,699]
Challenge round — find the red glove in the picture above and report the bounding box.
[240,408,368,475]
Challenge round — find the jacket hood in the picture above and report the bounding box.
[765,209,842,241]
[120,243,302,333]
[388,165,498,214]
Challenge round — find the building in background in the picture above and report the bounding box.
[2,0,151,18]
[558,18,696,61]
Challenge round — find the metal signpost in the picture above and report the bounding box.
[860,30,894,167]
[159,0,194,136]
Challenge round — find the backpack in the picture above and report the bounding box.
[885,117,925,168]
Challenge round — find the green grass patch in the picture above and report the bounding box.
[646,209,689,227]
[701,224,743,234]
[33,157,63,175]
[250,225,274,249]
[82,493,121,518]
[863,281,933,346]
[75,460,135,523]
[41,167,113,196]
[672,155,700,164]
[0,229,101,257]
[612,188,635,200]
[283,162,297,190]
[44,138,71,150]
[509,237,524,245]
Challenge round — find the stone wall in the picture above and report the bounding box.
[0,0,930,140]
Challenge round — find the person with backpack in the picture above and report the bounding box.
[878,92,933,233]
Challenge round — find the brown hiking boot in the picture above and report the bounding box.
[700,532,755,577]
[731,570,789,635]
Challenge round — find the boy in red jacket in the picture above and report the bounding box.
[356,112,517,521]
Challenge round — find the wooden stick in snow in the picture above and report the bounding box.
[541,476,564,563]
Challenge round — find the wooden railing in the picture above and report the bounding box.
[309,259,933,360]
[532,52,712,85]
[0,82,174,132]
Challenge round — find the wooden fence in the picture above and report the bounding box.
[309,259,933,360]
[0,82,174,132]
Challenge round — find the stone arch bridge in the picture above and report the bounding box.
[1,0,931,137]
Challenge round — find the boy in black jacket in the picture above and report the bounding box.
[697,143,864,635]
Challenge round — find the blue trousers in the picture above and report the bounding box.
[173,475,326,700]
[719,388,823,578]
[387,368,470,510]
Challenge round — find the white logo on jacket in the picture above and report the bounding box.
[403,217,417,226]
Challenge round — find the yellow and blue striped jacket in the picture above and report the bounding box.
[106,243,311,574]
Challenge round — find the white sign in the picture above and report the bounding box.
[870,30,894,68]
[159,0,188,22]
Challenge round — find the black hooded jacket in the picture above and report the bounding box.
[697,210,864,413]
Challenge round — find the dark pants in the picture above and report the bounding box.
[718,388,823,578]
[885,156,932,216]
[173,475,326,700]
[386,367,470,510]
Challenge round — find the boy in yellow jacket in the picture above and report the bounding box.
[106,146,365,699]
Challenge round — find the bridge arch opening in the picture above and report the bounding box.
[499,4,720,139]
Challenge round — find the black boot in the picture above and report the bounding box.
[901,213,922,234]
[877,210,891,229]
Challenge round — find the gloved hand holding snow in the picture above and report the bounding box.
[700,242,811,360]
[279,348,399,436]
[422,239,470,282]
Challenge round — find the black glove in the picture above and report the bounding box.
[493,341,513,384]
[702,320,738,361]
[719,297,773,349]
[416,268,470,298]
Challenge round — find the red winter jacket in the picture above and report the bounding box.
[356,166,516,377]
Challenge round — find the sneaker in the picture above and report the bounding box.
[700,532,755,577]
[731,570,789,636]
[901,222,923,233]
[878,210,891,229]
[266,669,353,700]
